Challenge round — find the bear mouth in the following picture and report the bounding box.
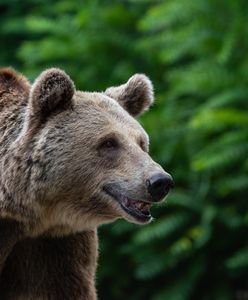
[103,186,152,223]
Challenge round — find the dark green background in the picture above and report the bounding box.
[0,0,247,299]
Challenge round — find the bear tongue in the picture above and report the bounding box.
[135,201,151,210]
[123,197,151,215]
[135,202,151,215]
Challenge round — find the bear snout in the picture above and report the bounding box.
[146,172,174,202]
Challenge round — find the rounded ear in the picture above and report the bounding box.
[0,67,30,93]
[105,74,154,117]
[30,68,75,120]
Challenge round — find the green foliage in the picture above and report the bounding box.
[1,0,247,299]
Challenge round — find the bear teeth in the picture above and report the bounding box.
[134,201,151,211]
[121,196,152,215]
[135,202,143,210]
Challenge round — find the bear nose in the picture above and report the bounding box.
[146,173,174,202]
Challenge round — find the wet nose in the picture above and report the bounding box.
[146,173,174,202]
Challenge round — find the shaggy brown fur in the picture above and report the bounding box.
[0,68,171,299]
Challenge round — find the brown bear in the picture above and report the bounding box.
[0,68,174,300]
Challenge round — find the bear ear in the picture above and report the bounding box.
[30,68,75,120]
[105,74,154,117]
[0,67,30,94]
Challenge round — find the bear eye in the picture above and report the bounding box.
[139,138,148,152]
[100,138,119,149]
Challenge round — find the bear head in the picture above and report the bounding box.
[0,68,174,236]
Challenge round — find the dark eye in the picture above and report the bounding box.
[100,138,119,149]
[139,139,147,152]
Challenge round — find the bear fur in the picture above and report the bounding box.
[0,68,171,299]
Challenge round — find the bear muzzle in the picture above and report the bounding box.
[103,172,174,224]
